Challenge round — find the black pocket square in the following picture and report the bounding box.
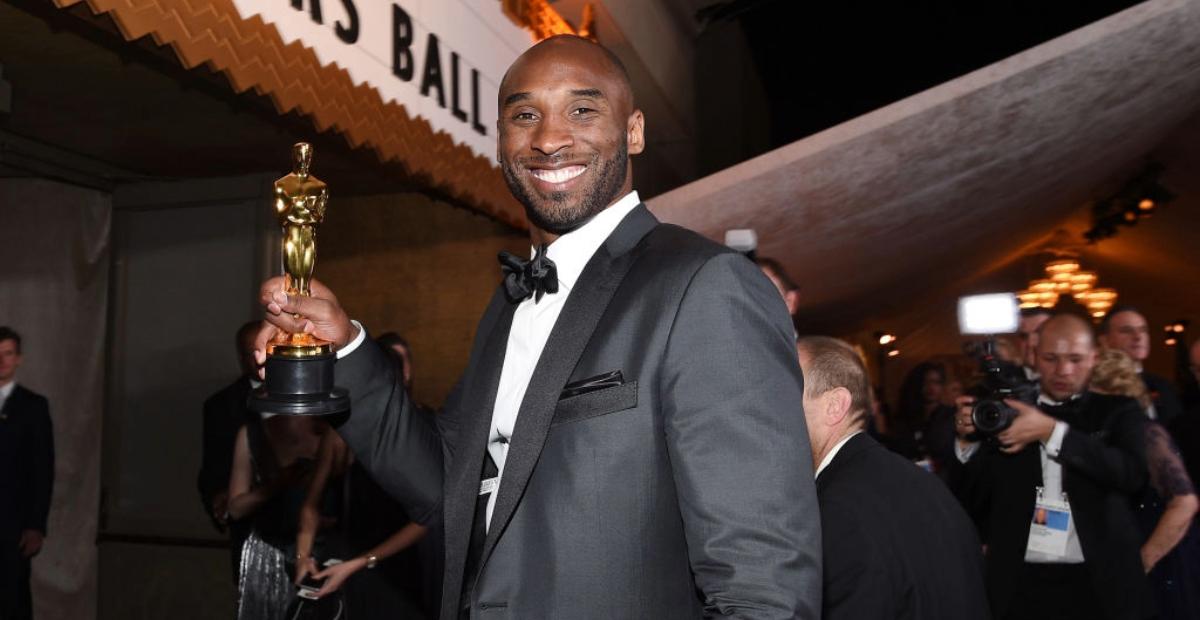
[560,370,625,399]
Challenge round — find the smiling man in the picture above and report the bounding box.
[255,35,821,619]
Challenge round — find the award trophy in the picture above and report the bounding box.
[249,142,350,416]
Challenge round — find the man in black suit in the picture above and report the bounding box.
[954,314,1152,620]
[796,336,987,619]
[197,321,258,583]
[255,35,821,618]
[1099,306,1183,426]
[0,327,54,620]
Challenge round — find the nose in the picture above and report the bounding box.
[531,114,573,156]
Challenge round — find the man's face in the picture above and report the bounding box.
[1035,327,1097,400]
[497,38,644,234]
[0,339,20,384]
[1101,310,1150,362]
[1018,313,1050,369]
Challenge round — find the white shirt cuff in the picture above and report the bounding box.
[955,440,980,463]
[1043,421,1068,458]
[336,320,366,359]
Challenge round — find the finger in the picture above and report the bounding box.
[253,322,278,359]
[259,276,288,306]
[262,309,307,335]
[276,292,334,322]
[313,567,331,580]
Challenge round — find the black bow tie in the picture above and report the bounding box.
[499,244,559,304]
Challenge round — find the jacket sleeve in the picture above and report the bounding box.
[660,252,822,619]
[1057,398,1147,494]
[24,395,55,535]
[333,334,444,525]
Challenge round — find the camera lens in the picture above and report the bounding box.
[971,400,1013,435]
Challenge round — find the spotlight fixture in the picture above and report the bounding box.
[878,333,896,346]
[1084,162,1175,243]
[887,349,901,357]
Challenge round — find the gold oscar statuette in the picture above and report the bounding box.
[249,142,350,416]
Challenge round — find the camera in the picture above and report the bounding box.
[957,293,1038,436]
[965,340,1038,435]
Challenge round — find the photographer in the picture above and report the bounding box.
[953,314,1152,620]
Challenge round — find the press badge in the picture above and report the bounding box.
[1026,487,1073,558]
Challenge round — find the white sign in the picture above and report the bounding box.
[230,0,533,159]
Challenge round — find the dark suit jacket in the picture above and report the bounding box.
[335,205,822,619]
[0,385,54,541]
[1142,371,1183,428]
[197,376,252,521]
[817,433,988,620]
[955,392,1152,620]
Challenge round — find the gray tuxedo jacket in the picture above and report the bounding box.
[335,205,822,619]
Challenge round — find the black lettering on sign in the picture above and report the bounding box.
[420,33,446,108]
[471,68,487,136]
[291,0,323,24]
[391,4,414,81]
[450,52,469,122]
[335,0,359,44]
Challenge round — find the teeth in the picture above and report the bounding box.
[531,165,585,184]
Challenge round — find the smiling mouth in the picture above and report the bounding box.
[529,165,586,185]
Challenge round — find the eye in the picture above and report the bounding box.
[570,106,597,117]
[511,111,538,123]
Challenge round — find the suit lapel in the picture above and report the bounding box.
[441,289,516,612]
[477,205,657,572]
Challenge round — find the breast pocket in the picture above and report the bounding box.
[551,381,638,427]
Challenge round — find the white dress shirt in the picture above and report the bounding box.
[339,192,645,529]
[955,393,1084,563]
[483,190,642,529]
[814,430,862,479]
[0,380,15,413]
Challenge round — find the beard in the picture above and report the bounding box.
[501,141,629,235]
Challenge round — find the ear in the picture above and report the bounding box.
[824,387,853,426]
[627,109,645,155]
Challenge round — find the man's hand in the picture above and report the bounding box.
[210,491,230,531]
[954,396,977,440]
[18,529,44,558]
[996,399,1057,454]
[254,277,358,373]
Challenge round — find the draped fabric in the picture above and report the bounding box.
[0,178,110,620]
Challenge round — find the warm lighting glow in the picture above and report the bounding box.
[1166,338,1178,347]
[878,334,896,346]
[1035,292,1059,309]
[887,349,901,357]
[1069,271,1096,294]
[1139,198,1155,211]
[1045,259,1080,276]
[1030,279,1057,293]
[1016,289,1041,309]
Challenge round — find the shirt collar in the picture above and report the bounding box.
[0,380,15,402]
[1038,391,1083,407]
[538,191,641,293]
[815,430,863,478]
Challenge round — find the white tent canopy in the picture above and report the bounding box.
[647,0,1200,357]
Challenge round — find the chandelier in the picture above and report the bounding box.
[1016,258,1117,319]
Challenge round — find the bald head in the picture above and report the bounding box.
[1034,314,1098,400]
[497,35,645,238]
[501,35,633,111]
